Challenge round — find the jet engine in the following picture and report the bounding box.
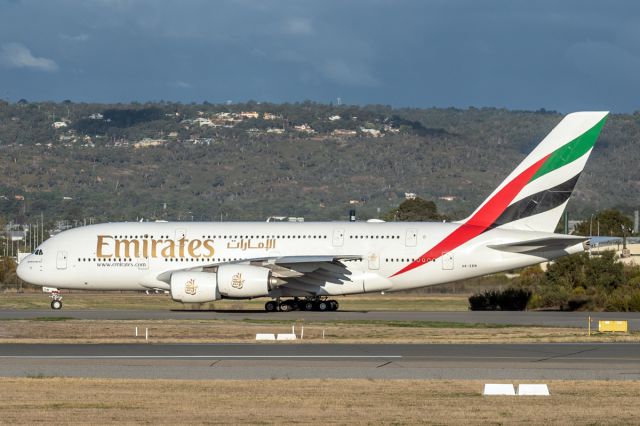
[217,264,277,298]
[170,271,219,303]
[170,265,277,303]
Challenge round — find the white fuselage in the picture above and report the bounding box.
[17,220,584,298]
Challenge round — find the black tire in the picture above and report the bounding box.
[265,301,277,312]
[51,300,62,310]
[329,300,338,311]
[279,302,292,312]
[317,301,329,311]
[333,300,339,311]
[303,301,315,311]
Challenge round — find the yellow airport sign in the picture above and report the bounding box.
[598,320,628,333]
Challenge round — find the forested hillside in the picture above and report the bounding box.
[0,100,638,225]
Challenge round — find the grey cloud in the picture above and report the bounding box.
[0,42,58,71]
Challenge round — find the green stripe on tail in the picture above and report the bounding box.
[530,115,608,182]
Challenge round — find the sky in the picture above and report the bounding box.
[0,0,639,112]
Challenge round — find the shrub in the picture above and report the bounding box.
[605,288,640,312]
[468,287,532,311]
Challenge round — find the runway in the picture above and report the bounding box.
[1,343,639,380]
[1,309,639,329]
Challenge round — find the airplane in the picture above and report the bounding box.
[17,111,608,311]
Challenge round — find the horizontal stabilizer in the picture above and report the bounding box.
[488,236,588,255]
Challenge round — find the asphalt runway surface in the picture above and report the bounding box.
[1,309,640,329]
[1,343,639,380]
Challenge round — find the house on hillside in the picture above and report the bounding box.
[360,128,382,137]
[134,138,166,148]
[439,195,457,202]
[264,113,281,120]
[404,192,417,200]
[332,129,357,137]
[293,124,315,134]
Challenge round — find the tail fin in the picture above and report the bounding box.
[462,111,608,233]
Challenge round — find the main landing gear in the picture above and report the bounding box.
[264,297,339,312]
[49,291,63,310]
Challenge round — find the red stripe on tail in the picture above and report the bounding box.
[390,154,550,278]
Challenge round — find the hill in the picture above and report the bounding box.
[0,100,638,225]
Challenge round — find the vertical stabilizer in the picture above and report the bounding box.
[462,111,608,233]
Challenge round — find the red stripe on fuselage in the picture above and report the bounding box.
[390,154,550,278]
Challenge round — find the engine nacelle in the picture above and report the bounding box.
[170,271,220,303]
[217,264,274,298]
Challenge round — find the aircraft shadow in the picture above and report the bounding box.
[169,309,369,314]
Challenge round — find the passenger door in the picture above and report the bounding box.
[175,228,187,241]
[441,252,454,270]
[332,228,344,247]
[405,228,417,247]
[367,252,380,270]
[56,251,68,270]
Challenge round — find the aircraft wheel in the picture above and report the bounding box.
[279,302,292,312]
[265,301,277,312]
[317,301,329,311]
[51,300,62,310]
[329,300,338,311]
[303,301,315,311]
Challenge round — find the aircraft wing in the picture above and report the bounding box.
[155,255,362,296]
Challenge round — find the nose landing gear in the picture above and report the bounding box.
[49,291,63,310]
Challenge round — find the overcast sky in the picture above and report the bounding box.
[0,0,638,112]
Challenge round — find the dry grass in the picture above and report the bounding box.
[0,292,469,311]
[0,377,639,425]
[0,318,638,344]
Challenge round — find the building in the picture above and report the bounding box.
[332,129,357,137]
[404,192,417,200]
[293,124,315,133]
[360,128,382,137]
[133,138,166,148]
[438,195,457,202]
[263,113,281,120]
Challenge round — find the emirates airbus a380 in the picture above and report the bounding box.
[18,112,608,311]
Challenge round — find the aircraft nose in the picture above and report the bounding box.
[17,257,36,284]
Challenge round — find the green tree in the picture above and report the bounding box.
[574,209,633,236]
[382,197,447,222]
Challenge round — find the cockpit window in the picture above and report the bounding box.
[33,249,43,255]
